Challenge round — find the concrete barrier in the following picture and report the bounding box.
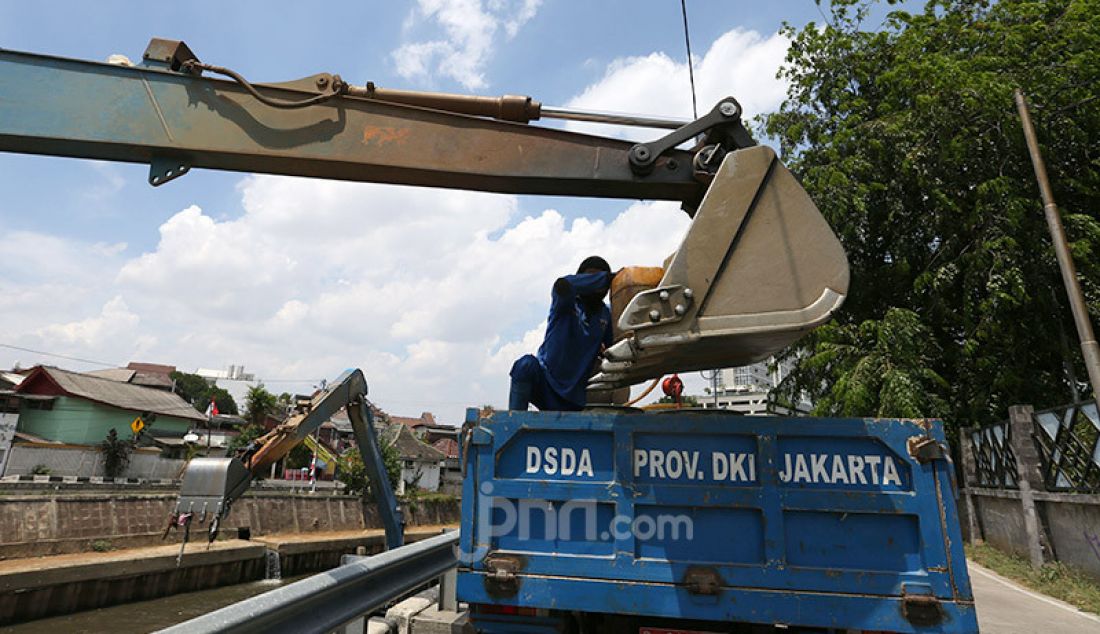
[0,491,460,559]
[0,526,454,626]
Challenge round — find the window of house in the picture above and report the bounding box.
[0,396,19,413]
[26,399,54,411]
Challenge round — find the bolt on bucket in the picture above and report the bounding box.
[591,145,849,390]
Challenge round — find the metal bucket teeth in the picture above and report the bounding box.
[591,145,849,390]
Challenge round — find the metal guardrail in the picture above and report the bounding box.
[158,531,458,634]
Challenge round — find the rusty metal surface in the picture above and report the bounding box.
[0,45,700,201]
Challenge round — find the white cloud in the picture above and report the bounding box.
[36,296,140,347]
[1,174,687,422]
[392,0,542,89]
[563,28,789,139]
[484,320,545,375]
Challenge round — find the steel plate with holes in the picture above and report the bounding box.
[457,409,977,633]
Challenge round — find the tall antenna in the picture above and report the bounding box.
[680,0,698,119]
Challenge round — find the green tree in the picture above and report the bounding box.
[244,385,278,426]
[765,0,1100,430]
[336,440,402,497]
[170,371,238,415]
[99,428,132,478]
[285,444,313,469]
[227,423,265,453]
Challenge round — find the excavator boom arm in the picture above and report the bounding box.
[0,39,706,201]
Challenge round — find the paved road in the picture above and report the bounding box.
[970,562,1100,633]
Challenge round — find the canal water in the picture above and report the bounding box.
[1,575,308,633]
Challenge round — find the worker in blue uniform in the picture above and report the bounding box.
[509,256,614,411]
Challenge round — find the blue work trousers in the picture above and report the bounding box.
[508,354,583,411]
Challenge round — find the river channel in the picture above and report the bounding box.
[1,575,308,633]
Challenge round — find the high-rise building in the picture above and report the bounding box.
[695,357,811,416]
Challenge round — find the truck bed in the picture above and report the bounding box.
[456,409,976,633]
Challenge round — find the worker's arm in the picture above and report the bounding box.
[553,271,611,298]
[550,271,611,313]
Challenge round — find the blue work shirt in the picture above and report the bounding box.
[536,271,613,407]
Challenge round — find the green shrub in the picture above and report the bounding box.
[99,428,132,478]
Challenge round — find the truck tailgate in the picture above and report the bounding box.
[456,409,977,632]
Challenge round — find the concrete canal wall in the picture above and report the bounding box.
[0,490,460,559]
[0,527,452,625]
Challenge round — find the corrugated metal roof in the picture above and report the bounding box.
[0,371,26,387]
[85,368,137,382]
[22,366,204,422]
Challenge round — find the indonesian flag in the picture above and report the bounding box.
[309,452,317,484]
[204,398,219,418]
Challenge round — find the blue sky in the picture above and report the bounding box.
[0,1,897,420]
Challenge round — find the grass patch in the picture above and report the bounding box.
[403,491,458,503]
[90,539,114,553]
[966,542,1100,615]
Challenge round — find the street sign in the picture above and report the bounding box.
[130,416,145,434]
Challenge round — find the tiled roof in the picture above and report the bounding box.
[18,366,205,422]
[382,423,445,462]
[432,438,459,459]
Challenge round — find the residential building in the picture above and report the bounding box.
[195,365,255,384]
[0,373,21,476]
[380,423,445,493]
[14,366,205,444]
[433,437,462,495]
[85,363,176,391]
[390,412,438,435]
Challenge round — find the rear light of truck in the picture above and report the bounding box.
[472,603,538,617]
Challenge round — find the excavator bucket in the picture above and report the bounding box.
[590,145,849,390]
[175,456,251,520]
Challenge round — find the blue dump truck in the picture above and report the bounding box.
[457,409,977,633]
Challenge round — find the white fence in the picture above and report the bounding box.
[2,443,186,479]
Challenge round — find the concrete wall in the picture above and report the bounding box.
[966,488,1100,581]
[2,443,186,479]
[974,493,1032,558]
[1043,497,1100,580]
[18,396,192,445]
[0,491,461,559]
